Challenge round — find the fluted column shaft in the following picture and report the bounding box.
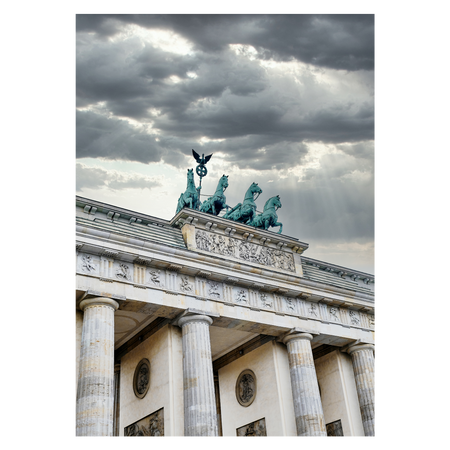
[347,344,375,436]
[76,297,119,436]
[178,314,218,436]
[283,333,326,436]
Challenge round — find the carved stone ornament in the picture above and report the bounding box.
[133,359,150,399]
[195,229,295,272]
[236,418,266,436]
[326,419,344,436]
[236,369,257,407]
[125,408,164,436]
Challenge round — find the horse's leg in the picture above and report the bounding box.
[274,222,283,234]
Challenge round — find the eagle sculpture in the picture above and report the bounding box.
[192,149,213,165]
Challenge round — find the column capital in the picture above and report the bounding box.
[178,314,213,328]
[282,332,314,345]
[79,297,119,311]
[346,343,375,355]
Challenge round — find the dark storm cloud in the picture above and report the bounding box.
[76,110,164,162]
[76,14,374,71]
[76,14,374,170]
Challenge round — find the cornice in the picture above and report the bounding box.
[302,256,374,283]
[76,196,169,227]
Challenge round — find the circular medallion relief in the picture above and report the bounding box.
[133,358,150,399]
[235,369,257,407]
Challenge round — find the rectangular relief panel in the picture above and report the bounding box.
[124,408,164,436]
[236,418,267,436]
[326,419,344,436]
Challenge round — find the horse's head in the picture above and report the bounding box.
[264,195,282,211]
[250,182,263,199]
[220,174,229,190]
[273,195,282,209]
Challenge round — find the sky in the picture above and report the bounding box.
[76,14,375,273]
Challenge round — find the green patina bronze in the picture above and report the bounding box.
[175,151,284,234]
[248,195,283,234]
[199,174,230,216]
[176,168,201,214]
[223,182,262,224]
[192,149,212,189]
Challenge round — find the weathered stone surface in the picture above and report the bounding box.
[178,314,218,436]
[347,343,375,436]
[76,297,118,436]
[283,333,327,436]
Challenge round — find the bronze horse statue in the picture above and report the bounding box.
[223,182,262,224]
[176,168,201,214]
[248,195,283,234]
[200,174,230,216]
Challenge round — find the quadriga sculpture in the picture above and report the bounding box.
[176,168,201,214]
[223,182,262,224]
[248,195,283,234]
[200,174,230,216]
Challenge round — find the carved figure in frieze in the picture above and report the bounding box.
[180,276,193,292]
[236,418,266,436]
[125,408,164,436]
[308,303,318,317]
[81,255,96,272]
[258,246,273,266]
[116,263,131,280]
[349,310,360,325]
[223,237,237,256]
[239,240,252,260]
[195,230,211,251]
[149,416,161,436]
[125,424,149,439]
[235,289,247,304]
[285,297,295,311]
[329,307,340,322]
[274,250,295,271]
[210,234,226,254]
[149,269,162,286]
[260,292,272,308]
[207,281,221,299]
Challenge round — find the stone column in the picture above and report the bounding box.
[76,297,119,436]
[113,364,121,436]
[347,343,375,436]
[283,333,326,436]
[73,309,83,439]
[178,314,218,436]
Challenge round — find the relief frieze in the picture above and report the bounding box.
[125,408,164,436]
[195,229,295,273]
[236,418,266,436]
[76,252,373,332]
